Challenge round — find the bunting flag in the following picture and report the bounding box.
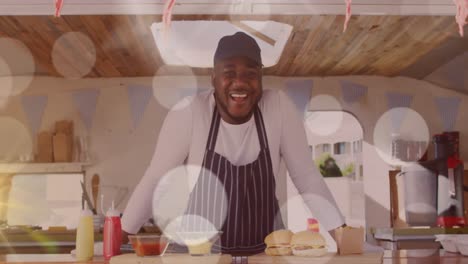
[72,89,99,131]
[127,85,152,129]
[386,92,414,131]
[55,0,64,17]
[435,96,462,131]
[21,95,48,136]
[340,80,368,104]
[284,79,313,117]
[343,0,352,32]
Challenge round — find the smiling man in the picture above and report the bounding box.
[121,32,345,255]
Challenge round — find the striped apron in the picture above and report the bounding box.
[183,106,284,255]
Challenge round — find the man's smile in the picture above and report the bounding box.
[229,91,249,104]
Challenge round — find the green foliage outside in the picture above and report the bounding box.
[342,163,355,176]
[315,153,355,177]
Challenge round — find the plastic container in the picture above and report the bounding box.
[128,235,169,257]
[176,231,222,256]
[103,201,122,260]
[401,164,437,226]
[75,207,94,261]
[434,235,458,253]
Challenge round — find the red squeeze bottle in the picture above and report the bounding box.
[103,201,122,260]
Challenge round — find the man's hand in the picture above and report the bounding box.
[328,223,347,242]
[122,230,131,244]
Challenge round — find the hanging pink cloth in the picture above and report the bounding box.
[55,0,64,17]
[454,0,467,37]
[163,0,176,32]
[343,0,352,32]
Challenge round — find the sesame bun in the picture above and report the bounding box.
[264,229,294,256]
[291,231,327,257]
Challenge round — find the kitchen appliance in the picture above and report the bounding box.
[435,132,465,227]
[401,131,465,227]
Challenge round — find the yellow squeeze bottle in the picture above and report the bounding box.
[75,205,94,261]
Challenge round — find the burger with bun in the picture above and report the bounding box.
[264,229,294,256]
[291,231,327,257]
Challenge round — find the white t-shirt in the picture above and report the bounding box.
[122,89,345,233]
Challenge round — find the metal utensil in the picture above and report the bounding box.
[81,180,97,214]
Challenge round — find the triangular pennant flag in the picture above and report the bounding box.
[386,92,414,131]
[284,79,313,116]
[72,89,99,131]
[21,95,48,135]
[127,85,152,129]
[435,96,462,131]
[340,80,368,104]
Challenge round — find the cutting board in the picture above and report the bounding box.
[110,253,232,264]
[248,253,383,264]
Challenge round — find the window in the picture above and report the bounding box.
[303,111,365,227]
[353,140,363,154]
[314,143,331,158]
[306,112,363,180]
[334,142,349,155]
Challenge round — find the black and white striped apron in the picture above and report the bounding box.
[183,105,284,255]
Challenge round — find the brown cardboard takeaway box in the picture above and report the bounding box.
[52,120,74,162]
[55,120,73,136]
[37,132,53,162]
[53,133,72,162]
[335,226,365,255]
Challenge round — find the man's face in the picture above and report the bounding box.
[212,56,262,124]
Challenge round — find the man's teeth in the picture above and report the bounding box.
[231,94,247,98]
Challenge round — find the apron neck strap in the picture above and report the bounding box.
[253,106,268,150]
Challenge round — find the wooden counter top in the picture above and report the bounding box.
[0,254,105,264]
[0,250,466,263]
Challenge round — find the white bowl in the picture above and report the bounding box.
[435,235,458,253]
[176,231,222,256]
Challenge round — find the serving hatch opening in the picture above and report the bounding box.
[150,20,292,68]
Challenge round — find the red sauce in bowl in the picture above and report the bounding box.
[132,241,168,256]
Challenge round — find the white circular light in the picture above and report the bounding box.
[0,38,35,96]
[306,95,343,136]
[52,32,96,79]
[0,117,33,163]
[152,66,198,111]
[0,58,13,109]
[373,107,430,167]
[152,165,228,239]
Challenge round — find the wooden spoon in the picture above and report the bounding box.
[91,174,100,212]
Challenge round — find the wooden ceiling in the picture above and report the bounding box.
[0,14,463,78]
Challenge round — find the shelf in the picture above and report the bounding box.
[0,163,91,174]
